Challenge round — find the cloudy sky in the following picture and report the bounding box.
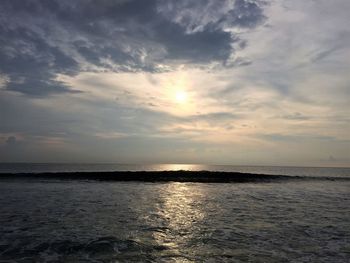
[0,0,349,166]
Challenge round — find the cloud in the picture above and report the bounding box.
[185,112,238,122]
[279,112,310,121]
[0,0,349,166]
[0,0,267,96]
[157,0,267,33]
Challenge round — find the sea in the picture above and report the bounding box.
[0,163,349,262]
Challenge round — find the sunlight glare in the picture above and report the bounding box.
[175,90,188,104]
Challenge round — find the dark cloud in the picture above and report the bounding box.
[258,133,338,143]
[179,112,239,124]
[0,0,267,96]
[5,78,81,96]
[157,0,266,32]
[226,0,267,28]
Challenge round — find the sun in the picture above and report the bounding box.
[175,90,188,104]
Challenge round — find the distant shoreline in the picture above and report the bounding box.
[0,170,348,183]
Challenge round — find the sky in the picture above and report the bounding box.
[0,0,349,166]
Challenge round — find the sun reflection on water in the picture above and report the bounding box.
[155,164,207,171]
[152,182,207,257]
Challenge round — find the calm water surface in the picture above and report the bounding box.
[0,179,349,262]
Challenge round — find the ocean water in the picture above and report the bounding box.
[0,164,349,262]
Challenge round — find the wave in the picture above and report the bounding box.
[0,236,166,262]
[0,170,349,183]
